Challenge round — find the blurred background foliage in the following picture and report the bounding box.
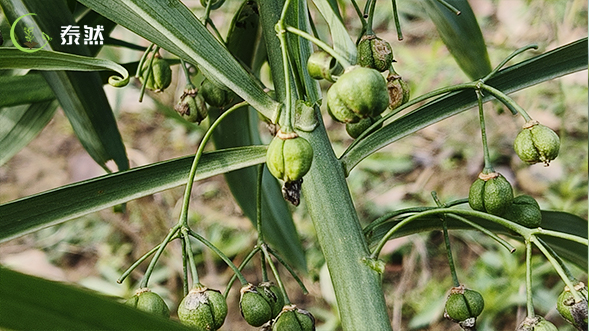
[0,0,586,330]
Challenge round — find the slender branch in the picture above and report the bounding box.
[476,89,494,173]
[525,239,535,317]
[261,244,291,305]
[138,223,181,288]
[285,26,352,68]
[224,246,261,297]
[531,228,588,246]
[482,44,538,82]
[182,228,200,287]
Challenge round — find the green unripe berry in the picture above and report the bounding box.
[444,286,484,322]
[272,305,315,331]
[357,35,394,72]
[125,288,170,318]
[240,284,273,327]
[326,66,389,123]
[513,120,560,166]
[178,286,227,331]
[516,316,558,331]
[200,78,235,108]
[257,282,285,319]
[266,133,313,183]
[503,195,542,228]
[468,172,514,216]
[174,87,208,124]
[140,53,172,92]
[557,283,588,330]
[345,115,382,139]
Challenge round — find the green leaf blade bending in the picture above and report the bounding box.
[76,0,280,120]
[0,267,192,331]
[341,38,588,171]
[421,0,492,80]
[0,146,267,243]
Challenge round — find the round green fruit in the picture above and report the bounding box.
[444,286,484,322]
[326,66,389,123]
[178,286,227,331]
[200,78,235,108]
[386,71,410,110]
[306,51,341,82]
[345,115,382,139]
[174,87,208,124]
[125,288,170,318]
[513,120,560,166]
[140,53,172,92]
[240,284,273,327]
[504,195,542,228]
[272,305,315,331]
[357,35,394,72]
[258,282,285,319]
[468,172,514,216]
[557,283,588,330]
[266,133,313,183]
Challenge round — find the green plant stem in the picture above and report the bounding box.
[267,246,308,294]
[135,43,154,78]
[371,208,532,259]
[261,244,291,305]
[365,0,377,35]
[446,213,515,253]
[276,0,295,133]
[180,235,189,296]
[182,228,200,287]
[179,59,195,89]
[477,83,532,122]
[256,164,265,245]
[432,192,460,287]
[535,237,577,282]
[205,18,225,44]
[138,223,181,288]
[476,89,494,173]
[201,0,213,25]
[224,246,261,297]
[178,101,248,227]
[138,45,159,103]
[285,26,352,68]
[530,228,588,245]
[436,0,461,15]
[363,207,433,235]
[482,44,539,82]
[117,239,174,284]
[390,0,403,41]
[350,0,367,28]
[188,229,248,285]
[531,235,584,303]
[525,239,535,317]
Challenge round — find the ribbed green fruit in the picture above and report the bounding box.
[240,284,273,327]
[266,134,313,183]
[557,283,588,330]
[468,173,514,216]
[125,289,170,318]
[306,51,341,82]
[272,306,315,331]
[357,35,394,72]
[174,87,208,124]
[257,282,285,319]
[513,121,560,166]
[140,54,172,92]
[345,115,382,139]
[503,195,542,227]
[386,72,410,110]
[444,287,484,322]
[177,286,227,331]
[534,317,559,331]
[326,66,389,123]
[200,79,235,108]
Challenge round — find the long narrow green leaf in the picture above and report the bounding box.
[421,0,492,80]
[210,1,306,270]
[0,73,54,107]
[0,146,267,243]
[0,267,191,331]
[312,0,357,65]
[365,210,587,269]
[0,101,57,166]
[76,0,281,120]
[1,1,129,172]
[341,38,588,171]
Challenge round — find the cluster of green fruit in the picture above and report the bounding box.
[125,282,315,330]
[307,34,409,139]
[138,51,235,124]
[468,120,560,228]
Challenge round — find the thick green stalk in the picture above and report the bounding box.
[258,1,392,329]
